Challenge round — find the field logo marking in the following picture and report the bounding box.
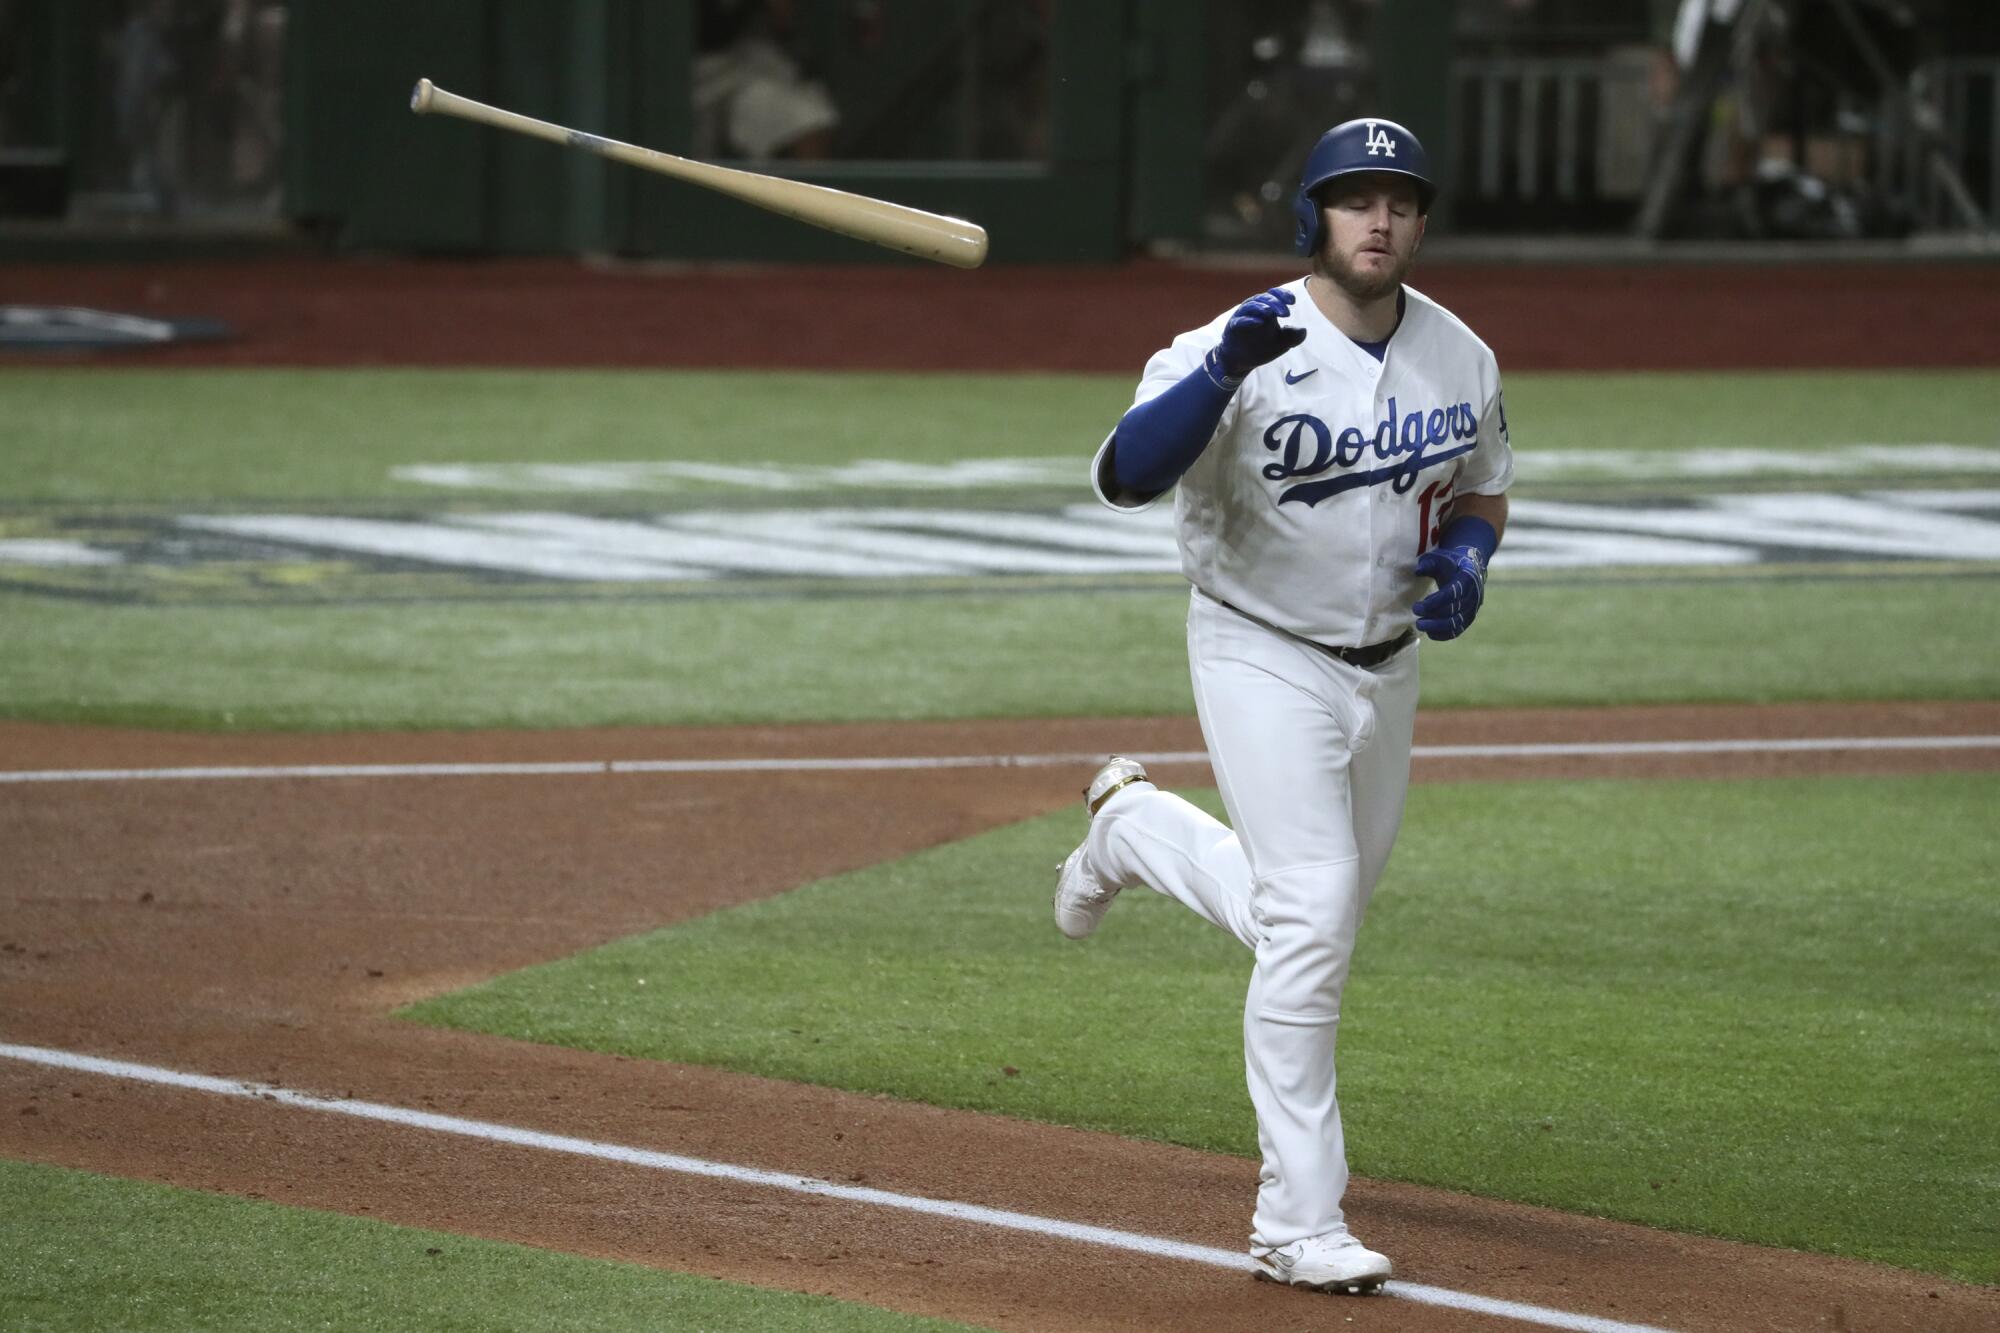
[4,492,1999,594]
[390,445,2000,495]
[392,458,1086,493]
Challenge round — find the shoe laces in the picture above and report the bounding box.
[1062,851,1117,905]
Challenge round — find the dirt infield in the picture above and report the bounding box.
[5,703,2000,1332]
[5,255,1999,372]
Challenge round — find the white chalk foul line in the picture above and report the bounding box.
[1415,735,2000,759]
[1,735,1996,785]
[0,1042,1670,1333]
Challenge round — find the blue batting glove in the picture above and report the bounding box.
[1413,514,1500,641]
[1208,287,1308,384]
[1412,545,1489,641]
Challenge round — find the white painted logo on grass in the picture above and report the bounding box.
[1514,443,2000,482]
[152,491,2000,583]
[6,490,1997,584]
[389,446,2000,495]
[173,506,1184,582]
[394,458,1084,494]
[0,538,123,567]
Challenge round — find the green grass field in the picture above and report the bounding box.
[0,1159,978,1332]
[3,366,1997,729]
[4,367,1995,504]
[406,773,2000,1284]
[4,575,1997,731]
[6,361,1998,1320]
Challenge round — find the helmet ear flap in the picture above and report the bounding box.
[1293,184,1322,257]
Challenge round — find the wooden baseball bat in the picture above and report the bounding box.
[409,78,988,269]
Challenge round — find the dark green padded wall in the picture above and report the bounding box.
[285,0,1138,262]
[5,0,1211,262]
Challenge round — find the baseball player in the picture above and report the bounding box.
[1053,118,1511,1295]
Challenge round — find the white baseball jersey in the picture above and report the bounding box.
[1093,278,1513,648]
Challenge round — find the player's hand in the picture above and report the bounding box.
[1211,288,1308,382]
[1412,544,1488,641]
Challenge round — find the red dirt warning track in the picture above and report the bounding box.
[4,703,1999,1332]
[4,256,1998,371]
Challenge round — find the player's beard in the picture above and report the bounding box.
[1315,238,1416,302]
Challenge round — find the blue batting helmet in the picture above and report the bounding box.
[1293,117,1437,257]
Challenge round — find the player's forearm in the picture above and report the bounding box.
[1443,491,1508,547]
[1109,363,1236,494]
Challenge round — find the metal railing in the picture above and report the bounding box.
[1455,54,1655,205]
[1450,50,1995,234]
[1911,58,1998,227]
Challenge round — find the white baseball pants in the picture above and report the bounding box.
[1086,588,1420,1248]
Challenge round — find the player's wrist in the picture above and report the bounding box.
[1203,347,1246,391]
[1438,514,1499,565]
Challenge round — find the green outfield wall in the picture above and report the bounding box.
[2,0,1463,263]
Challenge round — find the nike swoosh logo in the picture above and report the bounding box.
[1284,368,1318,384]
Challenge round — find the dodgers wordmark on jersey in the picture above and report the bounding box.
[1092,279,1514,649]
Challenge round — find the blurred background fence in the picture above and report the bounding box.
[0,0,1993,262]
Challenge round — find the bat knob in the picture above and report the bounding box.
[410,78,434,113]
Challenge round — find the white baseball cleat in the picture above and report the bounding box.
[1051,757,1149,940]
[1250,1230,1393,1294]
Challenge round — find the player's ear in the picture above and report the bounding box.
[1413,215,1426,253]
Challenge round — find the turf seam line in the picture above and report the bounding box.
[0,1040,1671,1333]
[0,734,1995,784]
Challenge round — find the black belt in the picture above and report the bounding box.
[1208,594,1416,671]
[1322,629,1415,670]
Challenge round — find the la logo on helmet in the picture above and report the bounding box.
[1364,122,1397,157]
